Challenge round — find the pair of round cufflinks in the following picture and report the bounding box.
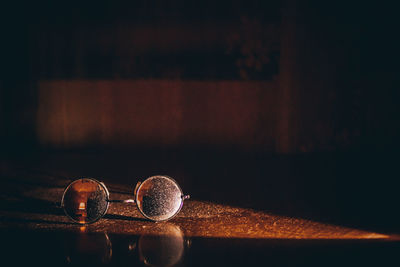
[61,175,190,224]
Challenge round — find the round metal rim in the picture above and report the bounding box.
[61,177,110,224]
[135,175,185,222]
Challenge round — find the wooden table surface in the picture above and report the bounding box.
[1,160,399,266]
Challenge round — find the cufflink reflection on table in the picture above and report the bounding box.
[64,224,188,266]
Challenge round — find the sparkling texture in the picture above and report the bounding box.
[0,169,393,240]
[62,179,108,224]
[136,176,183,221]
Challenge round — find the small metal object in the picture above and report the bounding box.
[61,178,110,224]
[135,175,189,221]
[61,175,189,224]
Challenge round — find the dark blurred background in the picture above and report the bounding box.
[1,0,399,233]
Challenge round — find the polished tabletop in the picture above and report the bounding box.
[1,156,399,266]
